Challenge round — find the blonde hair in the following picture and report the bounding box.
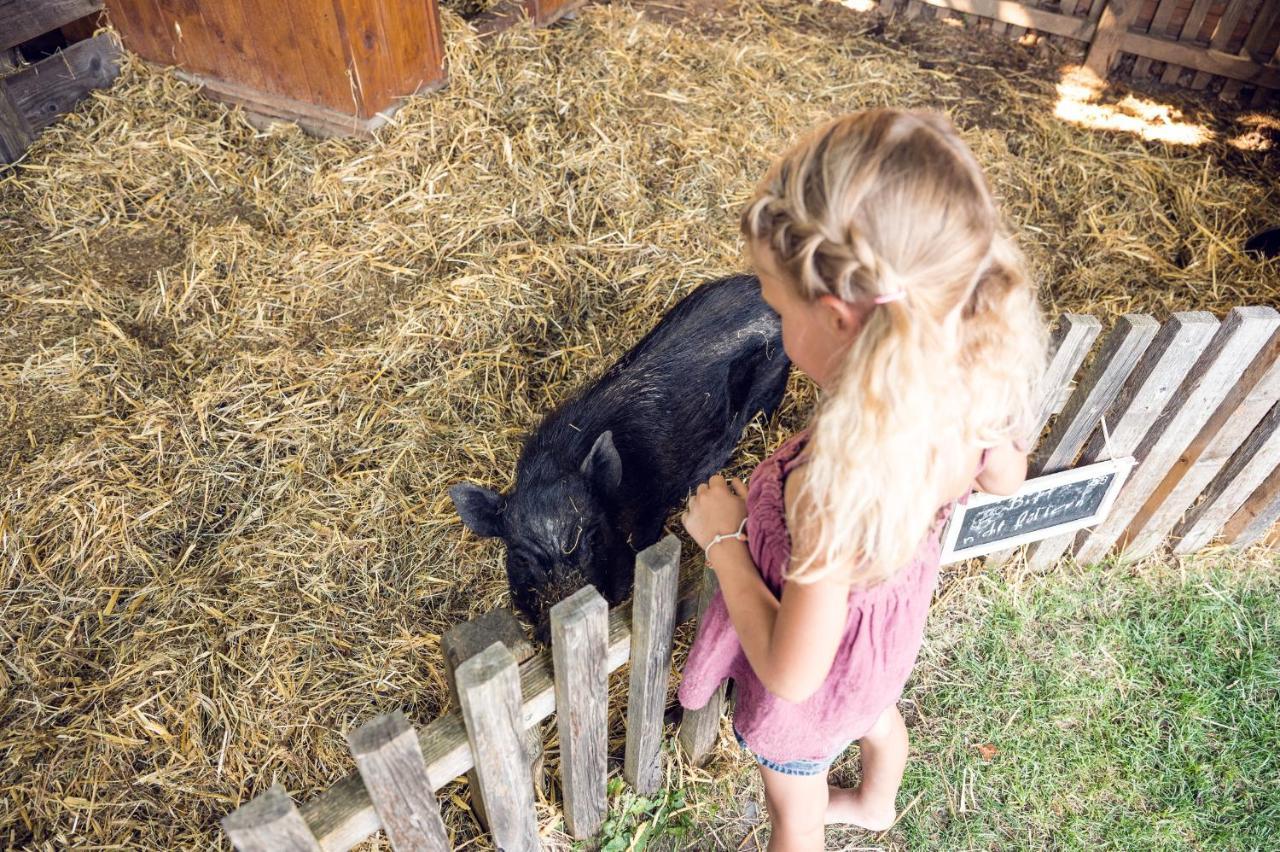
[742,109,1047,586]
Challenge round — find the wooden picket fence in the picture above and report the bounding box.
[222,304,1280,851]
[882,0,1280,106]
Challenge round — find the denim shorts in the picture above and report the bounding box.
[733,724,850,777]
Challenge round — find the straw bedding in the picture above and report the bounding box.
[0,0,1276,847]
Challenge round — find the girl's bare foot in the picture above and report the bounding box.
[824,784,895,831]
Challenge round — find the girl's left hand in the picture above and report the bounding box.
[681,474,748,551]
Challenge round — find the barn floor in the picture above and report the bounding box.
[1,0,1278,849]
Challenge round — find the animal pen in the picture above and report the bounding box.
[221,304,1280,850]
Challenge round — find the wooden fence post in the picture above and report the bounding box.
[986,313,1101,565]
[1221,461,1280,547]
[1084,0,1143,78]
[455,642,539,852]
[624,534,681,795]
[1175,401,1280,553]
[1075,307,1278,564]
[1123,325,1280,557]
[1026,312,1219,568]
[441,608,540,831]
[346,711,450,851]
[1021,315,1160,570]
[550,585,609,839]
[677,565,725,766]
[222,784,323,852]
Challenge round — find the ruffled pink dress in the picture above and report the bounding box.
[677,430,972,763]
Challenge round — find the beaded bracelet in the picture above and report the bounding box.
[704,517,748,562]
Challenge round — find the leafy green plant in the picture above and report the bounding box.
[576,775,694,852]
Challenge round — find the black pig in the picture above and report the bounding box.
[450,275,790,642]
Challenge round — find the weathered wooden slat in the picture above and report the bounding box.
[296,566,703,851]
[223,784,324,852]
[916,0,1098,39]
[441,607,539,832]
[1132,0,1184,77]
[1242,0,1280,64]
[1160,0,1217,84]
[1222,461,1280,546]
[0,82,34,165]
[1026,312,1219,568]
[346,711,449,852]
[1191,0,1252,88]
[550,585,608,839]
[624,534,681,796]
[1121,31,1280,88]
[1123,327,1280,557]
[1075,308,1278,564]
[1085,0,1145,76]
[0,0,102,51]
[456,643,539,852]
[984,313,1101,567]
[3,32,120,133]
[1033,315,1161,476]
[676,566,726,766]
[1175,401,1280,553]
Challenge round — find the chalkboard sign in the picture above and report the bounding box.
[940,457,1135,563]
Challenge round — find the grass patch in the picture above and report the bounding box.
[891,555,1280,851]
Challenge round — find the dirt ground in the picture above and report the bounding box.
[1,0,1277,849]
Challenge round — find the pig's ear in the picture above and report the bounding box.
[449,483,505,538]
[581,431,622,493]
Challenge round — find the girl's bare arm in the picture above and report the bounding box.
[975,441,1029,496]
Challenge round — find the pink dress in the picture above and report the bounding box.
[677,430,973,764]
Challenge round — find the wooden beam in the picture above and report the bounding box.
[2,32,120,133]
[297,559,705,851]
[0,83,34,165]
[917,0,1098,40]
[1222,461,1280,546]
[0,0,103,51]
[1085,0,1144,77]
[1191,0,1253,88]
[1160,0,1218,84]
[1121,31,1280,88]
[1132,0,1184,77]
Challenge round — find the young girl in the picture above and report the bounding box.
[678,109,1047,851]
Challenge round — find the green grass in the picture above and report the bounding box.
[892,556,1280,851]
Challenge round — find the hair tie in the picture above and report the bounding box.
[873,290,907,305]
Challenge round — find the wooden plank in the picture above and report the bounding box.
[1175,401,1280,553]
[550,585,608,839]
[624,534,681,796]
[295,567,704,852]
[676,566,726,766]
[1075,307,1278,564]
[456,643,539,852]
[1222,461,1280,546]
[223,784,324,852]
[1191,0,1253,87]
[441,608,539,832]
[346,711,449,852]
[3,32,119,133]
[0,82,35,164]
[527,0,585,26]
[381,0,445,95]
[1122,30,1280,86]
[1022,315,1160,571]
[330,0,399,117]
[149,0,215,74]
[1160,0,1216,83]
[1026,312,1218,569]
[0,0,102,51]
[1086,0,1146,76]
[1133,0,1184,76]
[1242,0,1280,63]
[984,313,1102,566]
[917,0,1099,38]
[1123,327,1280,557]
